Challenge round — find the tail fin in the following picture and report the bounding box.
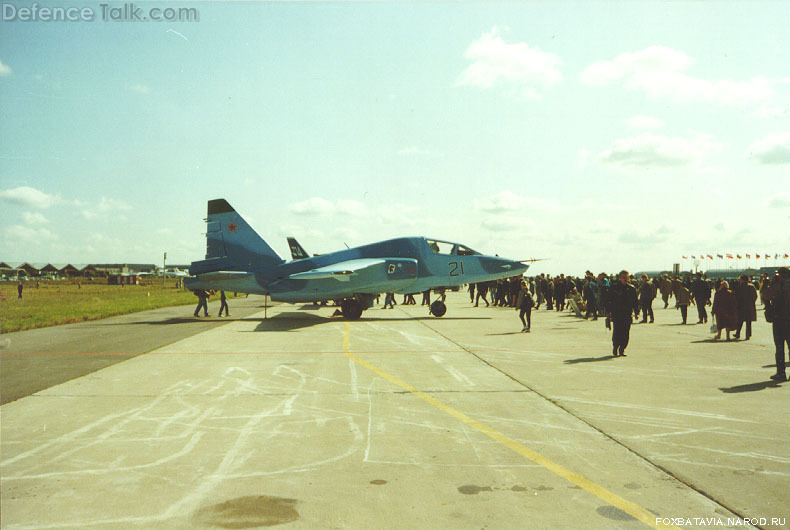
[201,199,283,271]
[287,237,310,260]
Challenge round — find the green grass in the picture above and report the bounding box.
[0,279,218,333]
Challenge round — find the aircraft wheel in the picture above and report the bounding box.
[342,300,364,320]
[430,301,447,317]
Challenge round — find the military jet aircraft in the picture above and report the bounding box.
[186,199,530,319]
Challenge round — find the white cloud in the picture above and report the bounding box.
[375,208,423,229]
[287,198,370,217]
[336,199,368,217]
[624,115,664,130]
[480,216,534,233]
[747,132,790,164]
[0,186,59,209]
[81,197,133,219]
[3,225,57,242]
[398,146,432,156]
[618,224,675,246]
[581,46,692,86]
[474,190,557,214]
[0,59,11,77]
[580,46,775,107]
[474,190,523,212]
[768,192,790,208]
[457,27,562,99]
[22,212,48,225]
[288,197,336,216]
[129,84,151,94]
[598,132,723,169]
[577,148,593,169]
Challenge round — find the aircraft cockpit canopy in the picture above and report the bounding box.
[426,239,479,256]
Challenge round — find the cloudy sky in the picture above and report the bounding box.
[1,1,788,276]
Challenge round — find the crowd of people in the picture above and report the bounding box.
[464,268,790,381]
[190,268,790,383]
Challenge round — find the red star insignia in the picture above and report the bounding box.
[228,223,237,232]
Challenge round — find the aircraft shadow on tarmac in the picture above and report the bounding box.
[563,355,615,364]
[719,380,785,393]
[248,311,491,332]
[109,317,242,326]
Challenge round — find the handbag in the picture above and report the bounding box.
[709,323,718,333]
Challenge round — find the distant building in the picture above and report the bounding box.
[108,274,140,286]
[703,268,761,280]
[0,262,155,279]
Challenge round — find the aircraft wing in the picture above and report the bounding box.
[288,259,386,282]
[192,271,254,282]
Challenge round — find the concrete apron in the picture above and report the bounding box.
[2,293,786,529]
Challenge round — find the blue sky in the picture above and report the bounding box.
[1,1,789,275]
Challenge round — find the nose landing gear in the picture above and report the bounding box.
[429,300,446,317]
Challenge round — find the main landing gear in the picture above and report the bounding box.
[340,299,364,320]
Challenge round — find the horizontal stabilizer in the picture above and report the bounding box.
[288,258,386,282]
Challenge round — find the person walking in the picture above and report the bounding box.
[516,280,534,332]
[218,290,230,317]
[535,274,545,309]
[765,268,790,381]
[711,281,738,341]
[583,274,598,320]
[17,280,23,299]
[734,275,757,340]
[638,274,655,323]
[606,270,639,357]
[659,274,673,309]
[691,272,711,324]
[383,292,396,309]
[673,278,692,324]
[193,289,209,317]
[421,289,431,306]
[474,282,489,307]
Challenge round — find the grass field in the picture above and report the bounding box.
[0,279,224,333]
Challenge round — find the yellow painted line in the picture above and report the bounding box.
[342,322,678,530]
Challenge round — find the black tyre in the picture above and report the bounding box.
[342,300,364,320]
[430,301,447,317]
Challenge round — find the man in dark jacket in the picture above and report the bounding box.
[734,275,757,340]
[765,267,790,381]
[638,274,655,323]
[691,272,711,324]
[193,289,209,317]
[583,274,598,320]
[606,270,639,357]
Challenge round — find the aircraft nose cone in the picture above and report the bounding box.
[479,257,529,276]
[502,259,529,275]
